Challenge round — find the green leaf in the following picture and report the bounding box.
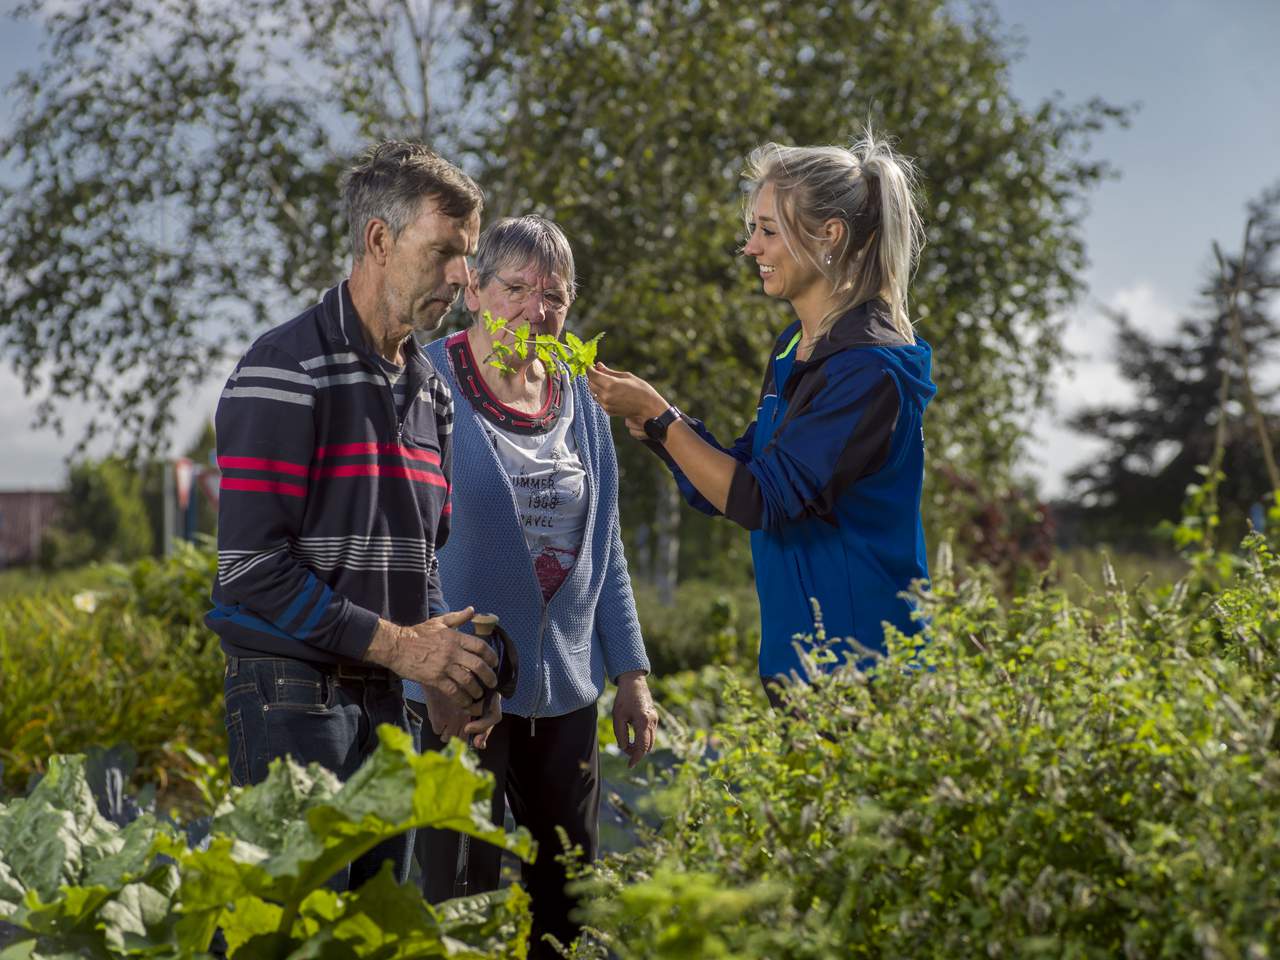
[513,323,531,359]
[0,756,118,903]
[436,886,533,960]
[165,726,532,949]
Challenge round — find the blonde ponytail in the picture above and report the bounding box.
[744,129,924,341]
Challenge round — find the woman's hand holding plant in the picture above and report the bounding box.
[586,362,670,423]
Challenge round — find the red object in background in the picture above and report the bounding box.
[197,468,220,506]
[174,457,194,511]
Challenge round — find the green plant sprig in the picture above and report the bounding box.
[481,310,604,379]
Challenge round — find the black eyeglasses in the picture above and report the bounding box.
[493,275,573,312]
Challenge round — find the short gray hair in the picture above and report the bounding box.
[473,216,577,296]
[341,140,484,262]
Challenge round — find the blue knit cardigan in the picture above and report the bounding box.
[403,336,650,719]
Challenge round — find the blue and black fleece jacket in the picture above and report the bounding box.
[652,298,936,679]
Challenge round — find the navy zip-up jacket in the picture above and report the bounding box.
[655,299,936,679]
[206,282,453,665]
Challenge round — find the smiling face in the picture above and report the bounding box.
[382,196,480,335]
[742,181,829,310]
[465,260,573,368]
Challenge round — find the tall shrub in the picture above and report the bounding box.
[578,538,1280,958]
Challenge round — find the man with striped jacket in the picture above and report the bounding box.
[207,142,500,890]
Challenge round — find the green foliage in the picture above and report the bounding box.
[38,459,153,569]
[480,310,605,378]
[0,729,534,958]
[0,0,467,450]
[1051,546,1187,605]
[0,564,116,601]
[0,543,221,803]
[465,0,1127,558]
[0,754,180,957]
[631,578,759,675]
[578,535,1280,958]
[4,1,1124,581]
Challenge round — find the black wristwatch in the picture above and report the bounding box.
[643,405,682,443]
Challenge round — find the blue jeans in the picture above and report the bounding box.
[223,655,421,890]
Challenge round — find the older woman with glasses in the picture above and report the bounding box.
[404,215,656,959]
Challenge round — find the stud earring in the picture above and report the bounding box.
[824,253,833,266]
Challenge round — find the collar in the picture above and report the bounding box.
[802,298,907,365]
[446,330,564,434]
[323,280,429,374]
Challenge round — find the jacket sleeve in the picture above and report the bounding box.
[591,399,651,681]
[214,344,381,657]
[723,362,899,532]
[426,370,454,617]
[644,416,758,517]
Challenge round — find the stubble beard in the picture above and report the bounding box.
[412,287,461,336]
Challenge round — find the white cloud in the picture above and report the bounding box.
[1024,281,1181,498]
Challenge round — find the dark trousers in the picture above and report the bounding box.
[223,655,421,891]
[410,701,600,959]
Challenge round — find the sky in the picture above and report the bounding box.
[2,0,1278,495]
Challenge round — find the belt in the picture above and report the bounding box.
[331,662,397,683]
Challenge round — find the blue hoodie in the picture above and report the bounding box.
[655,298,936,679]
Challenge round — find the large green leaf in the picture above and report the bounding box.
[174,726,530,906]
[165,725,533,953]
[0,727,533,958]
[0,756,120,903]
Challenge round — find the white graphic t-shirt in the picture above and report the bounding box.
[484,384,588,600]
[446,329,589,602]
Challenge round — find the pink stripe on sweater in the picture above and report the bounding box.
[217,455,310,477]
[221,477,307,498]
[314,442,440,465]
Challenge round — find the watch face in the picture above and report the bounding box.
[644,416,665,442]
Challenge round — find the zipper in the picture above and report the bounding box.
[527,392,594,733]
[370,355,404,440]
[528,605,549,736]
[463,366,592,734]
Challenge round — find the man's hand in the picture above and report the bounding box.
[365,607,499,710]
[423,686,502,749]
[612,670,658,768]
[422,686,474,740]
[464,694,502,750]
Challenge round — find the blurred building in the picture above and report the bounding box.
[0,490,63,567]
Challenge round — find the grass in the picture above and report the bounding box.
[1051,546,1189,602]
[0,563,116,600]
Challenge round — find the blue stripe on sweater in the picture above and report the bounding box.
[277,573,319,633]
[296,583,333,638]
[208,604,296,641]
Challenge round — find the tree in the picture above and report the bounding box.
[1065,186,1280,548]
[3,0,1124,587]
[0,0,467,453]
[40,458,154,567]
[462,0,1127,589]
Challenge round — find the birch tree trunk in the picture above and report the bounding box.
[653,481,681,606]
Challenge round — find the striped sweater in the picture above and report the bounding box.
[206,281,453,665]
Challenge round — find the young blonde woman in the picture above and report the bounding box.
[588,132,935,700]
